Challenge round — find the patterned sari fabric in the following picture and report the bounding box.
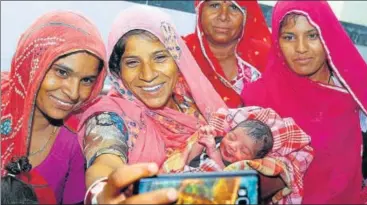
[161,106,314,204]
[183,0,271,108]
[1,11,106,203]
[76,5,228,168]
[241,1,367,203]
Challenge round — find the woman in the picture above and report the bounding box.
[184,0,271,108]
[1,11,107,204]
[242,1,367,203]
[77,5,287,204]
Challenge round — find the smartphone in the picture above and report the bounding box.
[133,170,260,205]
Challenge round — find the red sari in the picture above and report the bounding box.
[1,11,106,203]
[242,1,367,203]
[184,0,271,108]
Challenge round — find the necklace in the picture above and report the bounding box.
[29,126,58,156]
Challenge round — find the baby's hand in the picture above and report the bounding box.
[198,125,217,138]
[198,125,218,154]
[198,136,217,157]
[198,135,216,154]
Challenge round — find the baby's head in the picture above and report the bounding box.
[219,119,273,163]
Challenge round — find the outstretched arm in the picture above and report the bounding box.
[82,112,179,204]
[83,112,129,188]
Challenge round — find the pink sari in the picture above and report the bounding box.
[76,5,227,167]
[242,1,367,203]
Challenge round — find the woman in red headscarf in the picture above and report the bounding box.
[184,0,271,108]
[242,1,367,203]
[1,11,107,204]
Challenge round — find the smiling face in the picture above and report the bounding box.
[119,34,179,109]
[35,51,101,120]
[201,0,244,46]
[279,14,328,78]
[219,127,258,163]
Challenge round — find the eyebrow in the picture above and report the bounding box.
[152,49,168,55]
[121,55,139,61]
[306,29,318,33]
[281,29,317,35]
[122,49,167,59]
[53,64,98,78]
[280,31,294,35]
[53,64,74,73]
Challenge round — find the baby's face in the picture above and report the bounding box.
[220,127,258,163]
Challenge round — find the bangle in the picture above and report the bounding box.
[84,177,108,204]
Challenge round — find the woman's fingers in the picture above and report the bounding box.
[104,163,158,198]
[122,188,178,204]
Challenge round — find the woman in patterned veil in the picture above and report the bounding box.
[1,10,107,204]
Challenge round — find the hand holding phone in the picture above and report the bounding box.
[133,170,260,205]
[94,163,178,204]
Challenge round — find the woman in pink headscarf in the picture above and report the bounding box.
[77,4,294,204]
[242,1,367,203]
[76,4,228,204]
[1,10,107,204]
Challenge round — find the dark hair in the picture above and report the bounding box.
[279,13,301,32]
[233,119,273,158]
[1,156,39,204]
[109,29,158,78]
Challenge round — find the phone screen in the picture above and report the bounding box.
[134,171,259,205]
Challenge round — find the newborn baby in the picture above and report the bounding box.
[187,119,274,169]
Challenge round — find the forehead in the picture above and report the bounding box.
[205,0,231,3]
[231,126,250,140]
[204,0,237,6]
[53,52,100,74]
[123,35,165,55]
[230,127,258,152]
[281,14,315,31]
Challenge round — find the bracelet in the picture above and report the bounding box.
[84,177,108,205]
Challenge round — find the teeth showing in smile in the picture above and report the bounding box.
[57,99,73,106]
[141,83,164,92]
[50,95,73,107]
